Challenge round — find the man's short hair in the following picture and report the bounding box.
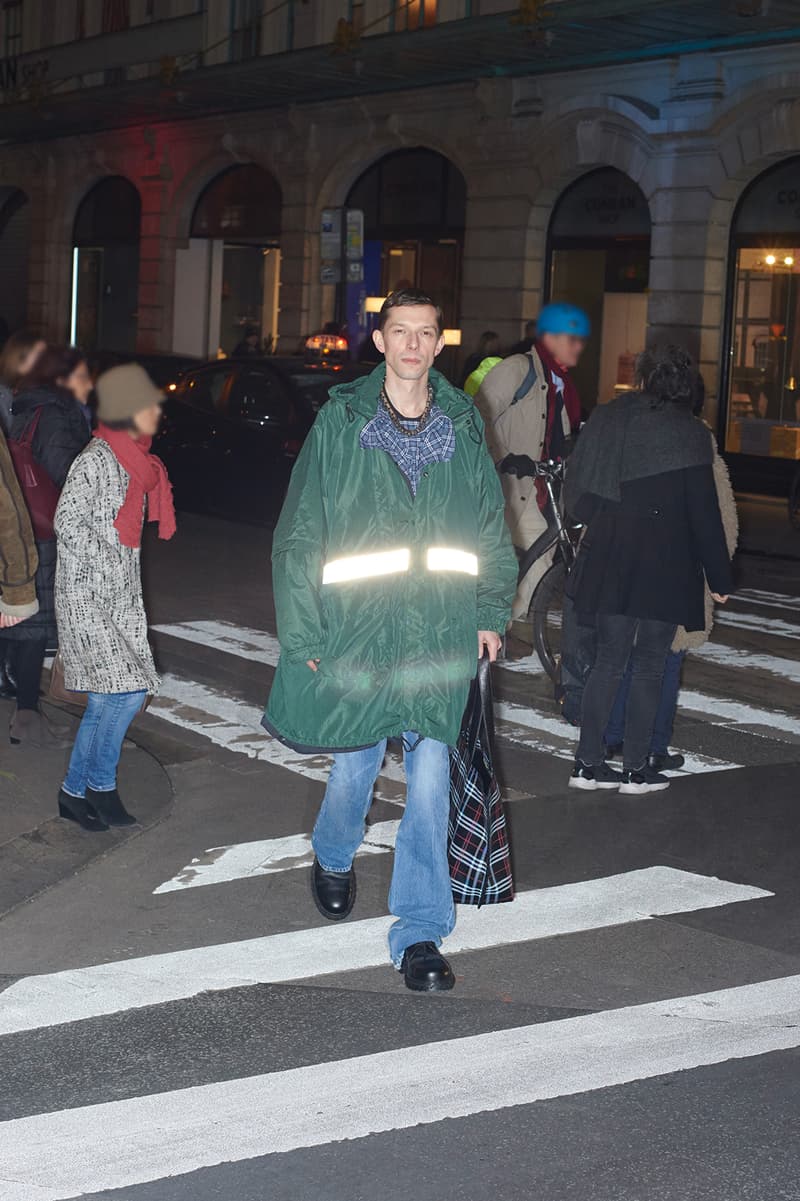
[378,288,444,334]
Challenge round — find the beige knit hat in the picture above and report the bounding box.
[96,363,164,423]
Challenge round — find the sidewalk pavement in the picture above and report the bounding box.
[0,696,173,919]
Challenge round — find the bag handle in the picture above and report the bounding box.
[476,651,496,749]
[15,405,43,450]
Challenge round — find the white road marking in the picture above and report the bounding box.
[496,700,741,774]
[678,690,800,738]
[715,609,800,641]
[153,820,400,894]
[734,587,800,613]
[148,675,407,806]
[152,619,281,666]
[3,973,797,1201]
[0,868,770,1037]
[692,640,800,689]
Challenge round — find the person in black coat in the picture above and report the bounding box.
[564,346,733,796]
[3,346,91,747]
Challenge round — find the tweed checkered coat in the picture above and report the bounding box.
[54,439,160,695]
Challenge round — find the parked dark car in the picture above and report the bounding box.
[89,351,202,391]
[154,357,367,524]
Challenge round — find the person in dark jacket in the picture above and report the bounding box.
[0,330,45,434]
[232,326,261,358]
[3,346,91,747]
[564,346,733,796]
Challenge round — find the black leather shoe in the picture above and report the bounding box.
[647,751,685,771]
[58,789,109,832]
[401,941,455,992]
[311,858,356,921]
[86,787,137,827]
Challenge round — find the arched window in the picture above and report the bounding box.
[547,168,651,407]
[724,158,800,468]
[71,176,141,352]
[174,164,283,358]
[345,148,466,354]
[0,187,30,336]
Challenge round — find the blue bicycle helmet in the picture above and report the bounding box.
[537,302,591,338]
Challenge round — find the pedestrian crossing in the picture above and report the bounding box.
[3,585,797,1198]
[4,973,798,1201]
[0,862,795,1200]
[147,587,800,793]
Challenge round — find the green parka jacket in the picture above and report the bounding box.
[263,365,517,751]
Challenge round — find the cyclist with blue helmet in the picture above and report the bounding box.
[474,301,590,622]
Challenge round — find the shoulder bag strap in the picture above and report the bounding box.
[511,353,538,406]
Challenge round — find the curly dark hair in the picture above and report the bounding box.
[635,345,696,408]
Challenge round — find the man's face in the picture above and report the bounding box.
[541,332,586,369]
[373,305,445,380]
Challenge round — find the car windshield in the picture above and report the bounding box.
[289,374,333,412]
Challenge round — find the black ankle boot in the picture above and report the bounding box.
[58,789,109,832]
[86,787,137,827]
[311,858,356,920]
[401,941,455,992]
[0,657,16,700]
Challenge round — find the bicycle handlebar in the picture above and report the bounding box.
[499,456,566,482]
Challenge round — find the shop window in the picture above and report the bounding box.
[71,176,141,353]
[3,1,23,58]
[102,0,130,34]
[547,167,651,409]
[725,158,800,461]
[394,1,437,31]
[231,0,261,59]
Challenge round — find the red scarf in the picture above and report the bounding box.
[533,339,583,511]
[94,424,176,548]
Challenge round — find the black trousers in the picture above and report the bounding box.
[577,614,676,771]
[3,636,46,711]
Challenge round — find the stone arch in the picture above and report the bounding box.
[522,112,656,310]
[168,146,286,243]
[315,129,471,216]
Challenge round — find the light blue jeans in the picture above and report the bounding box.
[62,690,146,798]
[312,732,456,967]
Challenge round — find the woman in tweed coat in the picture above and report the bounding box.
[55,364,175,832]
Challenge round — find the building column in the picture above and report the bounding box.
[645,162,725,423]
[136,177,175,354]
[460,168,539,356]
[277,175,317,352]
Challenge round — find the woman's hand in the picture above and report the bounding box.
[711,593,729,604]
[0,614,24,629]
[478,631,502,662]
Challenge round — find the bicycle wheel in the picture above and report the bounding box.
[788,467,800,531]
[530,560,567,681]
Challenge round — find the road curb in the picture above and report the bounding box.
[0,707,174,920]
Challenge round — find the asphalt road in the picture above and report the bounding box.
[1,504,799,1201]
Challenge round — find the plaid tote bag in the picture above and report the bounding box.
[448,653,514,906]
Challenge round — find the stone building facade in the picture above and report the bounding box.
[0,2,799,482]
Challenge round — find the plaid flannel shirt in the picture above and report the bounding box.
[359,399,456,495]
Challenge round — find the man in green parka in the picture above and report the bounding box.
[264,289,517,992]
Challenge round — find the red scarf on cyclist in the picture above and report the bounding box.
[95,425,176,548]
[534,339,582,511]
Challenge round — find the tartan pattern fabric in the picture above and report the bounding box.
[359,401,455,496]
[448,661,514,906]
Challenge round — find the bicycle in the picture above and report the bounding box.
[501,458,583,680]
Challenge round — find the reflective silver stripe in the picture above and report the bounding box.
[426,547,479,576]
[322,548,410,585]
